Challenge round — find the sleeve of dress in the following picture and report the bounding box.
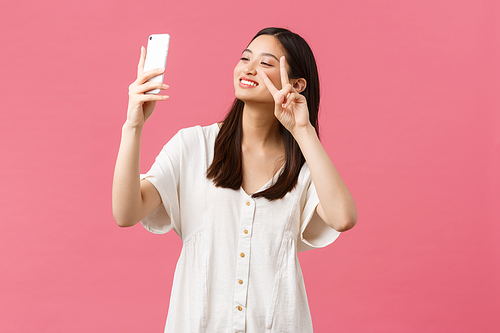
[139,131,182,235]
[297,178,341,252]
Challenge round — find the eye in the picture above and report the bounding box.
[261,62,272,67]
[240,57,249,61]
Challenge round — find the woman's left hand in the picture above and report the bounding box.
[261,56,310,136]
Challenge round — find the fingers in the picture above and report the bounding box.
[136,67,165,85]
[130,88,169,101]
[278,84,292,104]
[136,46,165,82]
[260,70,279,96]
[261,69,297,106]
[140,82,170,95]
[130,81,169,95]
[280,56,289,89]
[283,91,298,108]
[140,93,169,102]
[137,46,146,77]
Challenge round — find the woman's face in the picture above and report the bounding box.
[233,35,290,104]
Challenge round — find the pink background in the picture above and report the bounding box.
[1,0,499,332]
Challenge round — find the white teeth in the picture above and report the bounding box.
[241,79,257,87]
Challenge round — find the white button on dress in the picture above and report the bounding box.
[140,124,341,333]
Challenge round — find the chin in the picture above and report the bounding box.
[234,89,272,105]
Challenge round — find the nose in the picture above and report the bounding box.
[244,63,257,76]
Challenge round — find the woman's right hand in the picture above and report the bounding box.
[126,46,170,128]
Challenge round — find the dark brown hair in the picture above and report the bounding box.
[206,27,320,200]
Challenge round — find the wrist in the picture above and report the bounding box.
[122,121,144,134]
[291,123,317,142]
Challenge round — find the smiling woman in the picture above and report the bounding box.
[112,27,357,333]
[208,30,320,200]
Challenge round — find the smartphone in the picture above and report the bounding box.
[143,34,170,94]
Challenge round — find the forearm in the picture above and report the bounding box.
[293,125,357,232]
[112,122,146,226]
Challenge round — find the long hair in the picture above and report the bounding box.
[206,27,321,200]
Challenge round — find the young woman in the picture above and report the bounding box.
[113,27,357,333]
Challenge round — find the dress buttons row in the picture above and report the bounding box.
[236,199,251,330]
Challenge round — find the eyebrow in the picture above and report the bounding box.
[242,49,280,62]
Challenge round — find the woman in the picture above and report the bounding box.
[113,27,357,333]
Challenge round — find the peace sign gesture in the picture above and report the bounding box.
[260,56,310,136]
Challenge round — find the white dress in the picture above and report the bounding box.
[141,123,340,333]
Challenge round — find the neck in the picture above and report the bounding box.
[241,102,282,148]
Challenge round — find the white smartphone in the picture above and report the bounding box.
[143,34,170,94]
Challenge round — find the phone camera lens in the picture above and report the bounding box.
[149,36,153,40]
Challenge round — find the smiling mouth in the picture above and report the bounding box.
[240,79,258,87]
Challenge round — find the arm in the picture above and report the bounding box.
[112,46,170,227]
[261,56,357,232]
[292,125,357,232]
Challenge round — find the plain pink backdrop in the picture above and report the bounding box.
[1,0,499,332]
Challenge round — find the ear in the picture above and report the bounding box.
[292,78,307,93]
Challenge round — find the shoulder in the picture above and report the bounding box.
[298,162,312,184]
[168,123,220,148]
